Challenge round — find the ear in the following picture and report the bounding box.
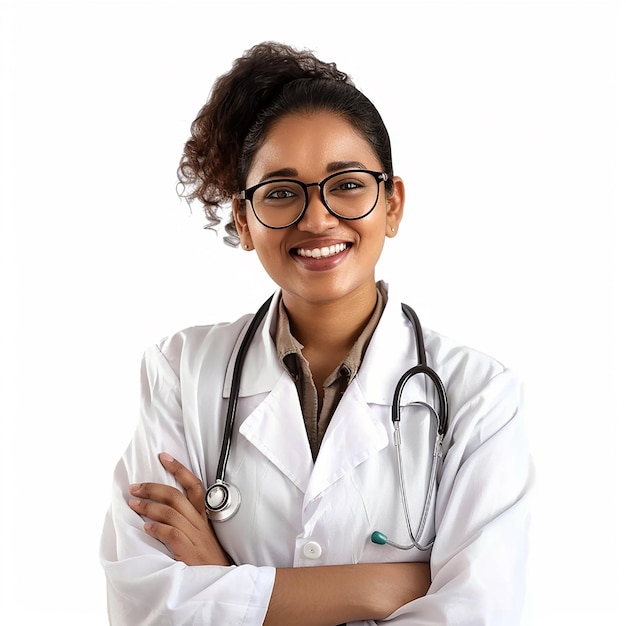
[233,197,255,251]
[385,176,405,238]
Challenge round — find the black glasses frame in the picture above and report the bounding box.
[237,169,389,230]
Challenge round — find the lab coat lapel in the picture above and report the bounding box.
[221,292,284,399]
[305,380,388,504]
[304,288,428,504]
[238,371,313,494]
[223,292,313,492]
[357,288,426,407]
[221,293,313,492]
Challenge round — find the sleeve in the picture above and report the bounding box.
[99,342,276,626]
[383,368,533,625]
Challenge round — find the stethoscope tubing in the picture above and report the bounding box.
[397,303,448,436]
[207,296,449,550]
[215,295,273,483]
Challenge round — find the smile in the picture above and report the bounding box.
[295,243,349,258]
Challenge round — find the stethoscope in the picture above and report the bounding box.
[205,296,449,552]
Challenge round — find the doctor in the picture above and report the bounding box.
[100,42,532,625]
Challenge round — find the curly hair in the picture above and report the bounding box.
[177,41,394,246]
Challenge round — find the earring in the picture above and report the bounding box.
[390,227,396,233]
[243,244,249,250]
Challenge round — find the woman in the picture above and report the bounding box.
[101,42,532,625]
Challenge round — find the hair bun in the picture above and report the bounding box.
[214,41,352,149]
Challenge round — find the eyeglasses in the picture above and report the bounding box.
[238,169,388,229]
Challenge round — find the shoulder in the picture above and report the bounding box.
[144,314,255,381]
[385,282,517,391]
[423,326,524,442]
[424,327,512,389]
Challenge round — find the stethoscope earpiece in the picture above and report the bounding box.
[205,480,241,522]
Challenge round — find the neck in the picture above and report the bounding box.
[282,282,378,353]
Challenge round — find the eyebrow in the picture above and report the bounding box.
[259,161,369,182]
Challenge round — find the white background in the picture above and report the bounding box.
[1,0,624,624]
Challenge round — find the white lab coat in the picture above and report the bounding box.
[100,283,532,625]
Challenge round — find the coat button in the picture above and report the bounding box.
[302,541,323,560]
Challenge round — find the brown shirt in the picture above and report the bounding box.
[274,287,387,460]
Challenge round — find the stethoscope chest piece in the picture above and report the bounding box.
[205,480,241,522]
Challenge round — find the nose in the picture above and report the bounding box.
[296,185,339,233]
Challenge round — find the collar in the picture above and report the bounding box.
[274,286,387,387]
[222,282,427,406]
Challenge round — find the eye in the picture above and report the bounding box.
[266,188,297,200]
[328,175,369,195]
[336,181,362,191]
[257,182,303,205]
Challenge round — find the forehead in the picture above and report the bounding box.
[247,111,380,180]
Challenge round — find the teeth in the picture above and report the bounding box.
[296,243,348,258]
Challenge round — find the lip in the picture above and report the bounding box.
[289,239,352,272]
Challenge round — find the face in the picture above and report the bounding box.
[234,111,404,310]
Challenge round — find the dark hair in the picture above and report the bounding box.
[177,41,394,246]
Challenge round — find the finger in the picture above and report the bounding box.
[129,497,198,538]
[142,520,198,563]
[129,482,204,529]
[159,453,206,515]
[142,519,231,567]
[131,500,232,567]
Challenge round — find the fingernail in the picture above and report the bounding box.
[160,452,174,463]
[129,484,140,494]
[129,498,141,507]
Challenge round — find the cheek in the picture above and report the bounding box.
[245,210,266,242]
[361,212,389,244]
[248,224,284,254]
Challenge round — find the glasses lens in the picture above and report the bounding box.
[322,171,380,219]
[251,180,306,228]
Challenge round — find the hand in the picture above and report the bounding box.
[128,453,232,566]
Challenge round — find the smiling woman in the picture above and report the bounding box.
[100,41,533,626]
[235,111,403,316]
